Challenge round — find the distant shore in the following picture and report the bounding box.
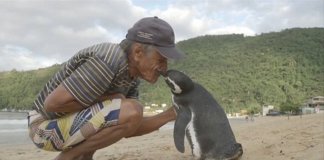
[0,112,323,160]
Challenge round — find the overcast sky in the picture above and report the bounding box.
[1,0,323,71]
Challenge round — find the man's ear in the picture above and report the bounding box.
[133,43,144,60]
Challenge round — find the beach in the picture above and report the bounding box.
[0,112,323,160]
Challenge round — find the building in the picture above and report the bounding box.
[262,105,274,116]
[306,96,324,111]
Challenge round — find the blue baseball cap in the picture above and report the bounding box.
[126,16,185,60]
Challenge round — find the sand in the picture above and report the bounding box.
[0,112,323,160]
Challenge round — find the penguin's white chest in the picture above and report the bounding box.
[186,112,201,157]
[171,95,201,157]
[172,95,180,110]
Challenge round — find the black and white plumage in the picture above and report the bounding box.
[164,70,243,160]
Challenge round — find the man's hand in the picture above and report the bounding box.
[164,106,177,121]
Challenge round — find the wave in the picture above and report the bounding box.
[0,119,28,125]
[0,129,27,133]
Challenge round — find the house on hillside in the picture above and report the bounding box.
[262,105,274,116]
[305,96,324,112]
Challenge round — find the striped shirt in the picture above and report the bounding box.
[33,42,139,119]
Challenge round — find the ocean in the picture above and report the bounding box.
[0,111,31,146]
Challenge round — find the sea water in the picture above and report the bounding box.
[0,112,31,146]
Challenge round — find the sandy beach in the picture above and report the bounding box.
[0,112,323,160]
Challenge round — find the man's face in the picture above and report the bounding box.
[136,47,167,83]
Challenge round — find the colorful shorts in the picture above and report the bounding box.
[28,99,121,151]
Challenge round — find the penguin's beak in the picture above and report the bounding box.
[158,69,167,77]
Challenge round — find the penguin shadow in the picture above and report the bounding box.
[163,70,243,160]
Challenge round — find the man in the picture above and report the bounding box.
[28,16,184,160]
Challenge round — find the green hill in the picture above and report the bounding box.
[1,28,323,113]
[140,28,324,112]
[0,65,61,110]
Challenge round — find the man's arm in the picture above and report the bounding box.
[127,107,176,137]
[44,84,125,113]
[44,53,122,113]
[44,84,83,113]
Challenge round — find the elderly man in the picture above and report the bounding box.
[28,16,184,160]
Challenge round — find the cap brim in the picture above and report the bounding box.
[156,46,185,60]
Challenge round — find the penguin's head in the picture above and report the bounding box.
[163,70,194,94]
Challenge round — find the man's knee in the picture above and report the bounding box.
[119,99,143,125]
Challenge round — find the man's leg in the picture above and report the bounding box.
[54,99,143,160]
[55,100,176,160]
[74,106,176,160]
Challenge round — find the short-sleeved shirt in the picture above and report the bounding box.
[33,42,139,119]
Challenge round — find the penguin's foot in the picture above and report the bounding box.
[224,143,243,160]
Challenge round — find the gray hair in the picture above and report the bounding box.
[120,39,156,56]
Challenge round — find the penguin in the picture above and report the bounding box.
[163,70,243,160]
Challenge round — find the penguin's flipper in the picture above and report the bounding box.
[173,107,191,153]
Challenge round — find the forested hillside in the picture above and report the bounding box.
[140,28,324,112]
[1,28,323,113]
[0,65,61,110]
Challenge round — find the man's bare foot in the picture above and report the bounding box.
[54,150,95,160]
[75,151,95,160]
[54,150,76,160]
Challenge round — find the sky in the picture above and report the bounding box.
[0,0,323,71]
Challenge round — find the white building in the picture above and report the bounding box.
[262,105,274,116]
